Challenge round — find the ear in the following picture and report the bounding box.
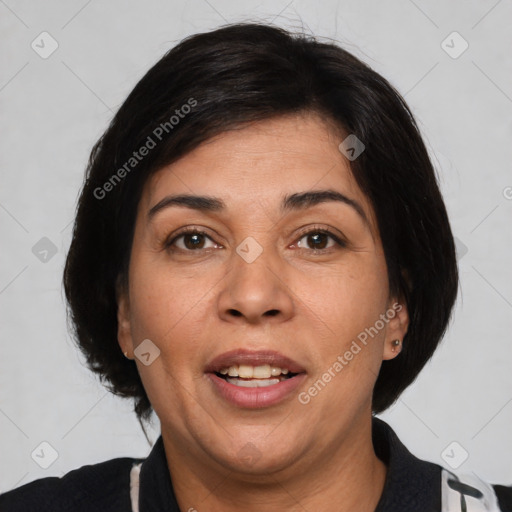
[382,297,409,361]
[116,276,134,359]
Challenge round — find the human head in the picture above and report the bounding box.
[63,22,459,424]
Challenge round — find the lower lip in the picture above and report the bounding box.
[206,372,307,408]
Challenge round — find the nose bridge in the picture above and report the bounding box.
[217,231,294,323]
[232,233,280,300]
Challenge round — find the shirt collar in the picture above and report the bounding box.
[138,417,441,511]
[372,416,441,511]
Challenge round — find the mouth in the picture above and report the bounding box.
[205,349,307,408]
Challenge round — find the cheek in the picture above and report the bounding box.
[297,254,389,406]
[127,266,211,415]
[303,255,389,341]
[128,253,210,342]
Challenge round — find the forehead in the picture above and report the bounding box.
[141,113,376,229]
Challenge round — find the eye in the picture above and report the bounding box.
[165,226,346,254]
[165,228,220,252]
[293,228,346,253]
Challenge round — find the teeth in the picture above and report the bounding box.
[226,377,281,387]
[253,364,271,378]
[219,364,291,378]
[238,364,253,378]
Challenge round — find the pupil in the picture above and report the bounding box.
[309,233,327,249]
[185,234,204,250]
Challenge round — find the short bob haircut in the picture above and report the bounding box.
[63,22,459,421]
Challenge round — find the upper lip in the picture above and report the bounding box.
[205,349,306,374]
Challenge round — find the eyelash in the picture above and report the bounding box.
[164,225,347,255]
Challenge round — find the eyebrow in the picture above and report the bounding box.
[147,189,370,228]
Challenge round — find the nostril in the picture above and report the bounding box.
[227,309,279,317]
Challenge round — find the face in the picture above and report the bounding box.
[117,112,408,477]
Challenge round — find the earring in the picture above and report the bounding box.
[123,351,130,359]
[391,339,401,352]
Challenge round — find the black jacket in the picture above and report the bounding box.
[1,417,511,511]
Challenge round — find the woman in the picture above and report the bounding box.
[1,22,510,512]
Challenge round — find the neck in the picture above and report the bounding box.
[162,416,387,512]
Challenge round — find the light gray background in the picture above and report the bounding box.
[1,0,511,493]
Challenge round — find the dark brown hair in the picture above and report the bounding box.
[63,22,459,420]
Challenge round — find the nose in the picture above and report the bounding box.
[217,244,295,325]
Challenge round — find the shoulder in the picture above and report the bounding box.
[371,417,512,511]
[440,467,512,512]
[493,484,512,512]
[0,456,143,512]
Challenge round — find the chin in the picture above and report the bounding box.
[222,449,301,477]
[210,433,307,476]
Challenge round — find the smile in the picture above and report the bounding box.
[205,350,307,408]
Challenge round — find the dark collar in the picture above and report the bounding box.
[138,435,179,511]
[139,417,442,511]
[372,416,441,511]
